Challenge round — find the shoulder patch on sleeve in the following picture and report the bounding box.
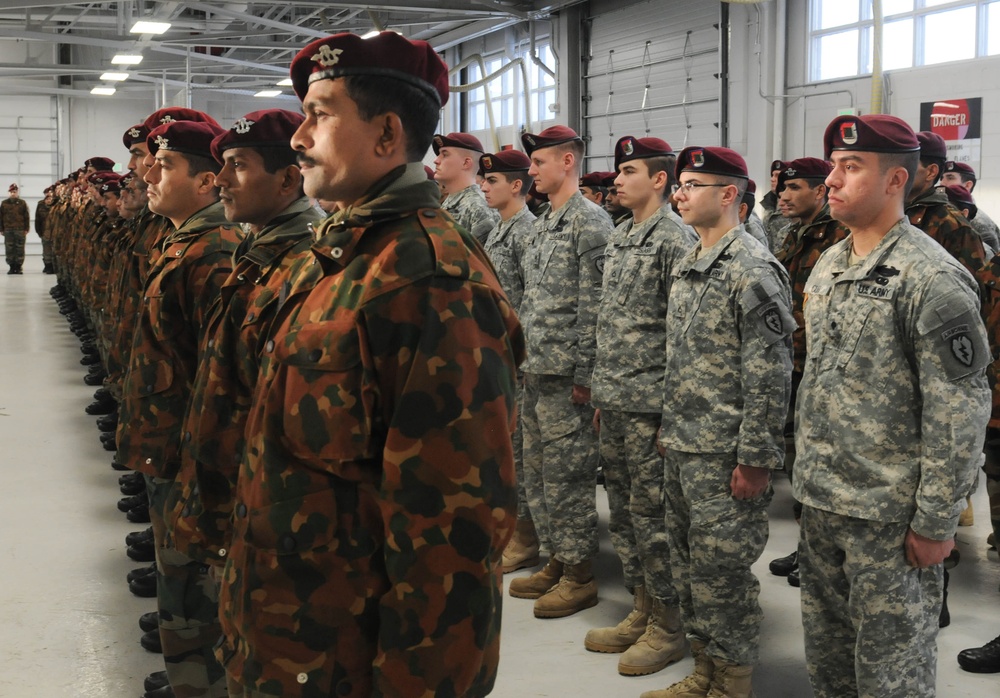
[742,273,794,345]
[916,288,990,380]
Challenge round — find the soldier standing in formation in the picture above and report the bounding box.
[35,187,54,273]
[508,125,611,618]
[479,148,541,573]
[1,183,30,274]
[215,32,524,697]
[941,160,1000,253]
[587,136,694,678]
[432,131,499,243]
[645,146,793,698]
[795,114,990,697]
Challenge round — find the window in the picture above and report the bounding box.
[808,0,999,81]
[466,41,557,131]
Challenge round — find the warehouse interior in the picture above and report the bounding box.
[0,1,998,696]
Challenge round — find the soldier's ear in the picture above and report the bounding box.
[373,112,405,159]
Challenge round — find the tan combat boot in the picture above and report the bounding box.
[618,597,687,676]
[503,517,540,573]
[533,559,598,618]
[508,558,562,599]
[639,638,713,698]
[584,584,651,653]
[706,660,755,698]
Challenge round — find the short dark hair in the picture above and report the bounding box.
[502,171,533,196]
[919,155,947,186]
[639,154,677,198]
[344,75,440,161]
[182,152,222,177]
[554,140,586,172]
[255,145,300,175]
[718,174,748,200]
[880,151,920,198]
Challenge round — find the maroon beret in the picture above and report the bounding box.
[122,124,150,149]
[579,172,608,188]
[824,114,919,159]
[944,160,976,180]
[528,181,548,202]
[432,132,484,155]
[676,146,749,180]
[944,184,977,220]
[770,159,787,173]
[289,31,449,106]
[98,174,123,195]
[85,156,116,171]
[601,173,618,188]
[777,157,833,193]
[86,171,117,186]
[614,136,673,172]
[481,150,531,174]
[147,121,226,158]
[746,178,757,196]
[143,107,220,131]
[210,109,305,163]
[917,131,947,160]
[521,125,582,156]
[120,171,134,187]
[8,183,17,192]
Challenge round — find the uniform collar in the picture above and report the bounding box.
[828,217,909,280]
[686,225,744,274]
[905,186,949,212]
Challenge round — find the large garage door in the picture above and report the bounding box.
[582,0,721,172]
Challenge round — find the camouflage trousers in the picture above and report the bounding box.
[984,428,1000,544]
[799,505,941,698]
[224,674,278,697]
[662,449,770,666]
[600,410,676,603]
[513,380,531,522]
[521,372,599,565]
[3,230,25,268]
[40,234,54,268]
[149,476,228,698]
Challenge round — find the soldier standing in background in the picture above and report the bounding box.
[644,146,793,698]
[508,125,611,618]
[795,114,990,698]
[1,183,30,274]
[587,136,694,678]
[479,148,541,573]
[432,131,499,243]
[35,187,54,273]
[941,160,1000,253]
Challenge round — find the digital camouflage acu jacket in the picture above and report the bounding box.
[592,209,696,413]
[519,190,612,385]
[443,183,500,245]
[170,197,322,565]
[482,204,535,314]
[117,202,243,478]
[216,163,525,698]
[795,220,990,540]
[659,225,793,468]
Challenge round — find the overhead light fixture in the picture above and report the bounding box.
[254,89,282,98]
[100,72,129,81]
[91,87,116,96]
[276,78,293,86]
[130,21,171,35]
[112,54,143,65]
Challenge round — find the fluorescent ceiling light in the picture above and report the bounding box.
[254,89,282,98]
[112,54,143,65]
[130,21,171,35]
[276,78,293,86]
[91,87,116,96]
[100,72,129,81]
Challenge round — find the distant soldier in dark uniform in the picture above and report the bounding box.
[1,183,30,274]
[35,187,54,273]
[941,160,1000,253]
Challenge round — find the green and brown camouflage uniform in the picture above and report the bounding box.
[1,194,30,270]
[216,163,524,698]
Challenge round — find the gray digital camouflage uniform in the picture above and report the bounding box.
[519,191,611,565]
[443,183,500,245]
[972,206,1000,254]
[592,209,695,601]
[483,204,536,522]
[658,225,793,666]
[744,211,769,248]
[794,219,990,698]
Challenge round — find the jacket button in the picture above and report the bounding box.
[247,313,255,321]
[424,210,437,218]
[308,349,322,362]
[280,534,297,552]
[182,506,191,517]
[145,458,153,464]
[296,672,308,684]
[218,548,226,557]
[236,503,247,517]
[184,431,192,442]
[265,340,274,352]
[331,247,343,258]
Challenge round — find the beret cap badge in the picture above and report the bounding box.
[311,45,344,68]
[840,122,858,145]
[232,118,255,135]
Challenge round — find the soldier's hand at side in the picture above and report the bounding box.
[592,408,601,434]
[571,384,591,405]
[904,528,955,569]
[730,464,770,500]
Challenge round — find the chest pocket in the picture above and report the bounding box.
[274,321,376,468]
[143,269,182,342]
[614,251,657,306]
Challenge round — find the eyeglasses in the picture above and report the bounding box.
[673,181,731,193]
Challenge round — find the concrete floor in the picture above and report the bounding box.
[1,259,998,698]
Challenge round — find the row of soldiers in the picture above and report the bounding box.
[36,30,998,698]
